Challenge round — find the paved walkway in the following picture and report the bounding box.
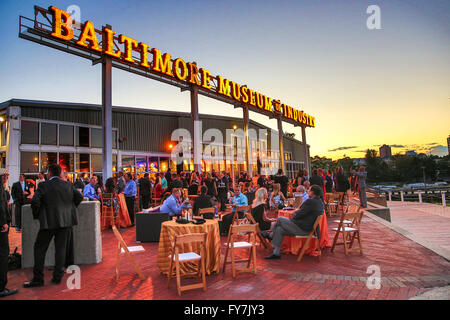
[387,201,450,255]
[3,211,449,300]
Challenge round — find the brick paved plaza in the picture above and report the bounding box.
[3,201,450,300]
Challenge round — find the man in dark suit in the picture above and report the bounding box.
[309,169,324,189]
[273,169,289,198]
[11,174,30,230]
[0,171,18,298]
[193,186,213,219]
[262,185,324,260]
[24,164,83,288]
[138,173,151,210]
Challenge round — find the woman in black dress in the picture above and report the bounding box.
[251,187,272,231]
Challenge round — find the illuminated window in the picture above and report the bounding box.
[41,152,57,171]
[20,152,39,173]
[91,154,102,173]
[76,153,90,173]
[59,153,74,172]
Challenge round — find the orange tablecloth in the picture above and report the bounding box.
[278,209,331,256]
[157,219,221,275]
[101,194,132,229]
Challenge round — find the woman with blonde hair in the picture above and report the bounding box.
[269,183,286,209]
[251,188,272,231]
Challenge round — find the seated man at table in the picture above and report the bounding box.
[294,185,309,204]
[193,186,214,219]
[262,185,324,260]
[83,175,99,201]
[220,185,248,236]
[148,188,184,217]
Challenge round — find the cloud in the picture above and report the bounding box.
[429,145,447,156]
[390,144,405,148]
[328,146,358,152]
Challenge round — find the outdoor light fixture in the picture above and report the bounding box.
[0,116,5,122]
[233,125,237,130]
[169,144,173,149]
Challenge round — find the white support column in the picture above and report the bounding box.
[418,191,423,203]
[277,116,285,174]
[388,192,392,202]
[442,191,446,207]
[190,86,201,173]
[400,191,404,202]
[101,54,113,183]
[301,125,310,175]
[243,106,252,177]
[6,106,21,183]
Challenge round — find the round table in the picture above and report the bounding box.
[277,209,331,256]
[157,219,221,275]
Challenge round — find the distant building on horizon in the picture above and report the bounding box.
[379,144,392,159]
[406,150,417,156]
[447,135,450,155]
[353,158,366,166]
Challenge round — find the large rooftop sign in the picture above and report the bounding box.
[19,6,315,128]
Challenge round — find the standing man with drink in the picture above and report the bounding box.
[24,164,83,288]
[124,173,137,226]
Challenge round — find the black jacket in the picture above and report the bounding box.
[0,185,11,226]
[193,194,213,218]
[309,174,324,188]
[290,197,324,233]
[31,177,83,230]
[11,181,30,204]
[138,178,151,196]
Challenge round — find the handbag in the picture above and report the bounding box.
[8,247,21,270]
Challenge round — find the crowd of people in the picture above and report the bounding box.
[0,164,368,297]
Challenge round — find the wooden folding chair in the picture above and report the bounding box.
[101,193,115,230]
[112,225,146,281]
[195,207,216,219]
[226,205,270,250]
[151,187,161,206]
[296,215,323,262]
[223,224,258,278]
[326,193,340,217]
[167,233,207,296]
[333,203,362,226]
[331,210,363,255]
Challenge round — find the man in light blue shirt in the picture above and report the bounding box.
[83,176,99,201]
[295,185,309,204]
[220,185,248,235]
[124,173,137,225]
[148,188,183,217]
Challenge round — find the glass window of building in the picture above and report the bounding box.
[148,157,158,173]
[59,125,74,146]
[136,156,147,174]
[113,154,117,172]
[21,120,39,144]
[160,158,168,172]
[20,152,39,173]
[76,153,90,173]
[91,154,102,173]
[91,128,102,148]
[41,123,57,145]
[40,152,57,171]
[0,152,6,168]
[59,153,74,173]
[77,127,90,147]
[121,155,135,173]
[112,130,117,149]
[1,122,7,146]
